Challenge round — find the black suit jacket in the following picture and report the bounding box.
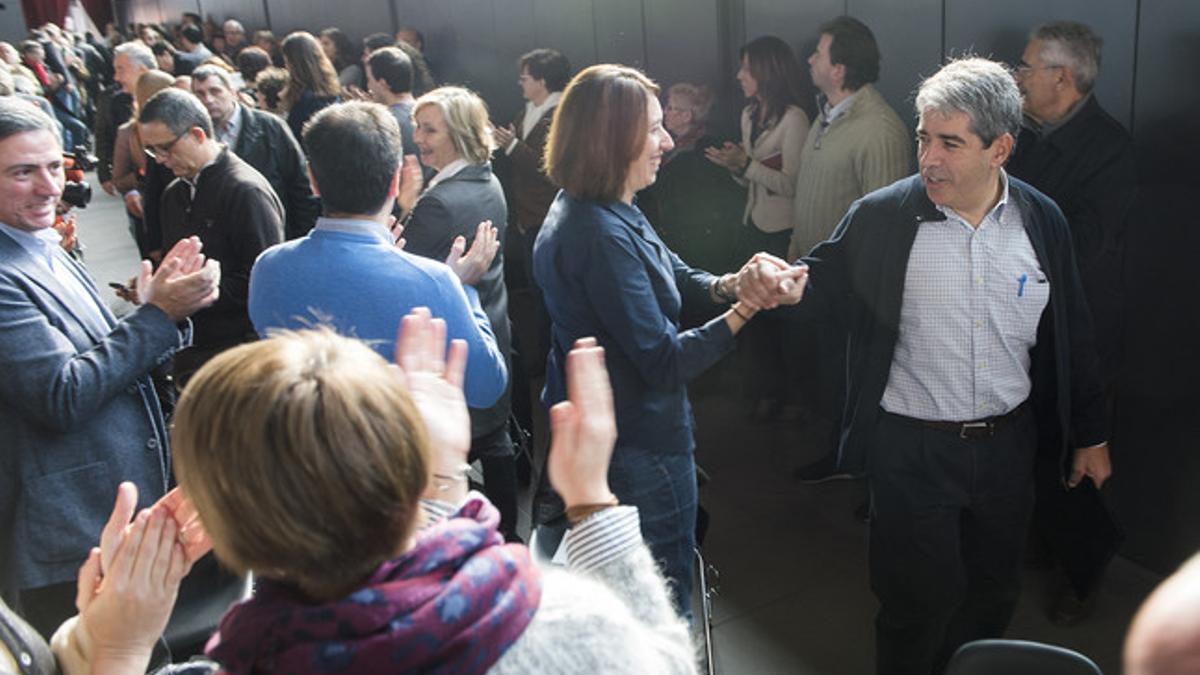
[232,104,321,239]
[404,163,512,436]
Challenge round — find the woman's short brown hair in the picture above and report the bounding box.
[171,329,431,601]
[544,64,659,203]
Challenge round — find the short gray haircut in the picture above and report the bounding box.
[115,41,155,70]
[192,64,235,91]
[915,57,1021,147]
[224,19,245,34]
[139,87,213,138]
[0,96,59,143]
[1032,21,1102,94]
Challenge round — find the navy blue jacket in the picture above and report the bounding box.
[790,174,1108,477]
[534,193,732,455]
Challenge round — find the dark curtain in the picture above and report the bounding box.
[20,0,69,29]
[80,0,114,29]
[20,0,113,32]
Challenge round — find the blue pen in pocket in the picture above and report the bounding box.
[1017,273,1028,297]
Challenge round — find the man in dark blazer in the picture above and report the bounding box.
[0,99,219,638]
[739,58,1111,675]
[192,65,319,240]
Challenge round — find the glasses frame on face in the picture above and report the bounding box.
[143,129,189,160]
[1015,62,1063,77]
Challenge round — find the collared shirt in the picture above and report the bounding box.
[426,158,469,190]
[0,222,110,331]
[313,215,393,244]
[216,103,243,149]
[812,90,859,147]
[881,172,1050,421]
[505,91,561,154]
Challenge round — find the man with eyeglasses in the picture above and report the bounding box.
[1008,20,1134,627]
[138,88,283,388]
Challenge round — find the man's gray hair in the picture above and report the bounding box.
[0,97,59,142]
[192,64,235,91]
[915,57,1021,147]
[1032,21,1102,94]
[139,87,214,138]
[224,19,245,33]
[115,41,155,70]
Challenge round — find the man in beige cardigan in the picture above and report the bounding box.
[789,16,911,483]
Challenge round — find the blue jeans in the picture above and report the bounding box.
[607,446,698,619]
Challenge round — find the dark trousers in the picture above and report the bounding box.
[868,408,1037,675]
[735,224,793,402]
[469,423,520,542]
[15,580,76,641]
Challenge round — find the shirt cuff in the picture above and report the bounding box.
[564,505,641,572]
[504,138,518,155]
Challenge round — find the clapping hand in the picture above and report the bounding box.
[396,154,424,217]
[704,141,749,173]
[392,308,472,500]
[445,220,500,286]
[547,338,619,509]
[492,124,516,149]
[136,236,221,322]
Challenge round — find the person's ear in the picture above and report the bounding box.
[307,165,321,197]
[991,132,1014,167]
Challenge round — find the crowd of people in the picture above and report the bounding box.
[0,8,1189,675]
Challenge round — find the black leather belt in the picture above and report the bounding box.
[884,401,1028,439]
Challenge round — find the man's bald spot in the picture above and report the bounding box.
[1125,553,1200,675]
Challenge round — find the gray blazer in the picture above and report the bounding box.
[0,230,185,593]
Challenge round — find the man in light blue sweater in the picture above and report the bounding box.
[248,101,506,408]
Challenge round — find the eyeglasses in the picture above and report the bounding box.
[1015,62,1063,76]
[143,130,188,160]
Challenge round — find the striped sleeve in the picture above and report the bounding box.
[564,506,642,572]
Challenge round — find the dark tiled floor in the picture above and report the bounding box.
[80,179,1162,675]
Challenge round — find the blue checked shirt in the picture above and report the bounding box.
[881,172,1050,421]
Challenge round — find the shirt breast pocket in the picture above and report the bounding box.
[1002,271,1050,342]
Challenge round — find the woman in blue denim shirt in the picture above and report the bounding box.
[534,64,804,617]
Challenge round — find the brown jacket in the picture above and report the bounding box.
[508,105,559,232]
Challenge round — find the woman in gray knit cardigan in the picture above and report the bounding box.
[44,311,696,674]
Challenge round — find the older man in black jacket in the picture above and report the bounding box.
[192,65,320,239]
[1009,20,1135,625]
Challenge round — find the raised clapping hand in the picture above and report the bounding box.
[491,124,516,149]
[392,308,472,501]
[71,482,201,674]
[444,220,500,286]
[395,154,424,218]
[704,141,749,173]
[547,338,620,509]
[735,252,809,310]
[135,236,221,322]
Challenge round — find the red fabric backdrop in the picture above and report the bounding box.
[20,0,113,33]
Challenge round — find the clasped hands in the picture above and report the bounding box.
[724,252,809,311]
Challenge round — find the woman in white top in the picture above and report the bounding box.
[707,35,811,419]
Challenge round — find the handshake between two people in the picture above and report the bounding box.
[726,251,810,311]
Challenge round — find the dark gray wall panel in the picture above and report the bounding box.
[594,0,645,68]
[530,0,596,82]
[644,0,723,95]
[1,2,31,43]
[848,0,942,138]
[744,0,843,58]
[943,0,1136,129]
[1110,0,1200,574]
[156,0,201,25]
[264,0,390,47]
[198,0,267,32]
[487,0,537,123]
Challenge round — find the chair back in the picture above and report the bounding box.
[946,639,1103,675]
